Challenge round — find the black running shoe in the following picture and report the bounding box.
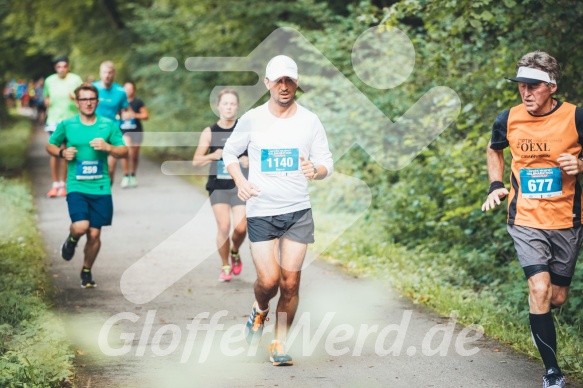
[61,236,77,261]
[543,367,565,388]
[80,269,96,288]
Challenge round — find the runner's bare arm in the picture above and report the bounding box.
[238,155,249,169]
[558,153,583,176]
[227,162,260,201]
[300,156,327,181]
[89,138,128,159]
[222,114,253,199]
[46,143,77,160]
[192,127,221,166]
[133,105,149,120]
[482,141,509,212]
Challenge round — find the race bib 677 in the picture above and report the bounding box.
[520,167,562,199]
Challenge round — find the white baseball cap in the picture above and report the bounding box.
[265,55,298,82]
[507,66,556,84]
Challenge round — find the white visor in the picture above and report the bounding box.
[507,66,556,84]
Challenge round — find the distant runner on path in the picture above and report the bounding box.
[482,51,583,388]
[43,57,83,198]
[193,88,248,282]
[92,61,129,185]
[46,83,128,288]
[223,55,333,366]
[119,81,149,189]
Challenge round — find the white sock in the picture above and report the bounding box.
[255,303,269,313]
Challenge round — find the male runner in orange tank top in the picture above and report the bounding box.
[482,51,583,388]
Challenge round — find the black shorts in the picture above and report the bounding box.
[67,192,113,229]
[208,187,245,207]
[122,130,143,145]
[247,208,314,244]
[35,101,46,111]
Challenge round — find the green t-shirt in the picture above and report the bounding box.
[44,73,83,124]
[48,115,125,195]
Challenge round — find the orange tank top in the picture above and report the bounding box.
[506,102,582,229]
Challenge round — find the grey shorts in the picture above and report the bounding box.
[247,208,314,244]
[507,224,583,286]
[122,130,143,145]
[208,187,245,207]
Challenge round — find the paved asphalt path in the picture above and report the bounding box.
[28,124,581,387]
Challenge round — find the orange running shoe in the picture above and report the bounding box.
[47,186,58,198]
[245,301,269,345]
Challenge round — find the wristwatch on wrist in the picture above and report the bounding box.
[311,166,318,181]
[59,149,65,159]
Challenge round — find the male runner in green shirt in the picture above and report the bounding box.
[47,83,128,288]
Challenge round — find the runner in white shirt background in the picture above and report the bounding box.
[223,55,333,366]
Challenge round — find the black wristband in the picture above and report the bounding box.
[488,180,505,195]
[59,149,64,158]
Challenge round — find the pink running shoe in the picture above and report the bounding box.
[230,251,242,275]
[219,265,232,282]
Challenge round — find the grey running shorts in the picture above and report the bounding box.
[247,208,314,244]
[122,130,144,145]
[507,224,583,286]
[208,187,245,207]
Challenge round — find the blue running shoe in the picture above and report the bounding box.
[245,301,269,345]
[267,340,293,366]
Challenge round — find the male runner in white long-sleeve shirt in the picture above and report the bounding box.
[223,55,333,366]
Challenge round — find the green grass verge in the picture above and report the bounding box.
[0,116,75,387]
[317,214,583,382]
[0,116,31,174]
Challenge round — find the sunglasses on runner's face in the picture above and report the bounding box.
[77,98,98,103]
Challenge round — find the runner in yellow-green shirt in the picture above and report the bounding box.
[44,57,83,197]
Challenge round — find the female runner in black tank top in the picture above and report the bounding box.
[192,89,248,282]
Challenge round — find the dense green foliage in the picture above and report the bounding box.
[0,116,31,173]
[2,0,582,380]
[374,0,583,324]
[0,118,74,386]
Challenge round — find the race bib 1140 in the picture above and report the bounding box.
[261,148,300,176]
